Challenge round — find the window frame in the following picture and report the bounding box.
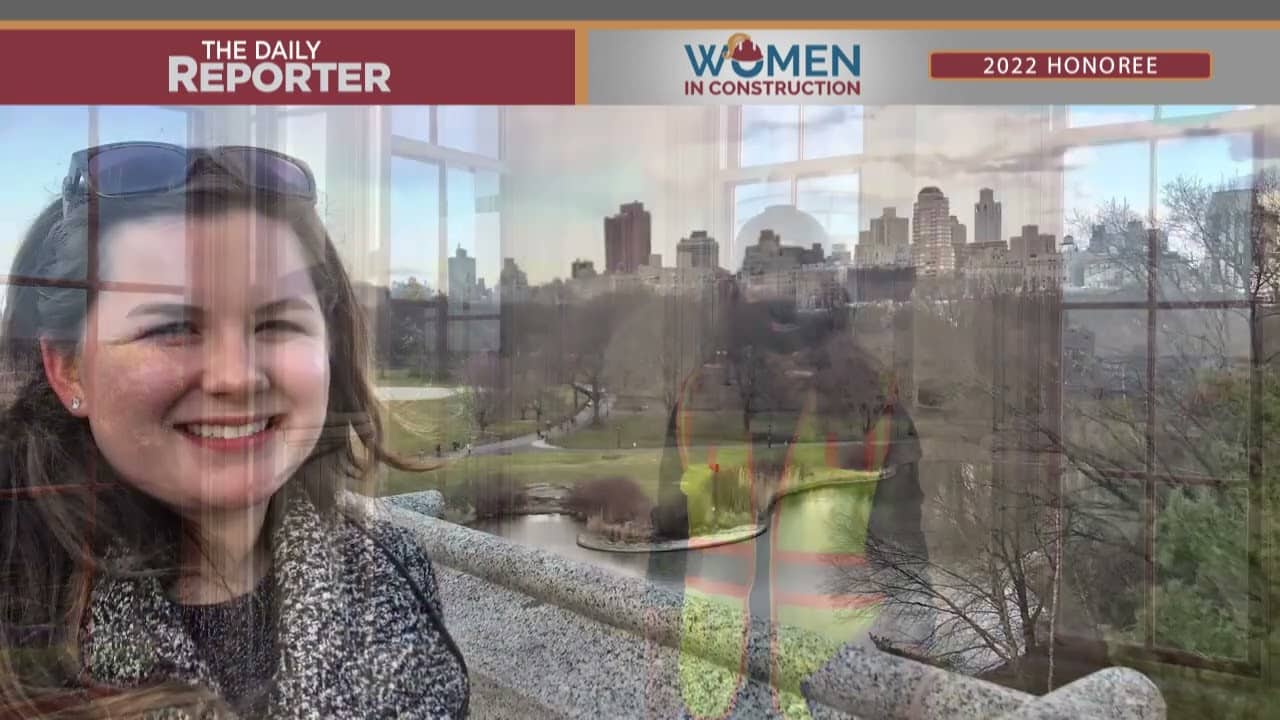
[384,106,505,318]
[1054,103,1269,678]
[722,105,865,269]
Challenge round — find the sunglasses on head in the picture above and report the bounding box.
[61,142,318,214]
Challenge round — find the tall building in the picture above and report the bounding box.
[974,187,1002,244]
[447,246,477,302]
[741,229,825,276]
[500,258,529,290]
[950,215,968,247]
[1010,224,1056,257]
[855,206,911,268]
[604,201,652,274]
[911,186,955,276]
[959,240,1016,292]
[1077,220,1175,292]
[676,230,720,269]
[830,243,852,265]
[571,259,597,279]
[736,205,827,272]
[1206,189,1255,291]
[1010,224,1063,291]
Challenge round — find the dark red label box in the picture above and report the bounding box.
[930,51,1212,80]
[0,30,576,104]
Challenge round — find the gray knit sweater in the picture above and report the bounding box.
[81,486,469,719]
[176,573,275,717]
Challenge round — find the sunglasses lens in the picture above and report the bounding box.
[87,146,188,196]
[220,148,312,198]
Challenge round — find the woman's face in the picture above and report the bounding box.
[61,208,331,513]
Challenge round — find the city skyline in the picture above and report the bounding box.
[0,105,1259,294]
[397,178,1243,302]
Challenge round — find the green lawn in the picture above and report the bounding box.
[375,367,450,387]
[382,386,579,458]
[554,409,861,452]
[379,446,667,498]
[554,412,675,450]
[381,428,878,510]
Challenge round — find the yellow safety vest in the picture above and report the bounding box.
[668,365,894,720]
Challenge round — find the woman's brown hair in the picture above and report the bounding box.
[0,163,427,718]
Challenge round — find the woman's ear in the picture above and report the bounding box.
[39,338,87,416]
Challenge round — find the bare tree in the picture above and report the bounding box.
[567,291,641,425]
[723,299,790,434]
[830,169,1278,693]
[660,295,709,416]
[460,351,509,440]
[831,460,1066,682]
[602,293,710,416]
[822,285,1071,690]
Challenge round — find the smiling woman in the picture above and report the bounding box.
[0,144,467,718]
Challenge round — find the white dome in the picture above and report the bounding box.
[734,204,828,268]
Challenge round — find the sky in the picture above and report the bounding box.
[0,104,1264,291]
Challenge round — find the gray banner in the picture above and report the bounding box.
[8,0,1280,20]
[589,29,1273,104]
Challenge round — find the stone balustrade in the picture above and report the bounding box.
[373,491,1165,720]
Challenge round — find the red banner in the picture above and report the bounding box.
[0,30,576,104]
[930,51,1212,80]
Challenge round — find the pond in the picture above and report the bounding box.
[471,482,901,646]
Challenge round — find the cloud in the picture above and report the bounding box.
[739,105,864,141]
[849,144,1080,178]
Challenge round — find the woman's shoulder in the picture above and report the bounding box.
[332,504,429,560]
[331,496,444,603]
[361,516,436,576]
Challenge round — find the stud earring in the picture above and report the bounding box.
[71,397,81,411]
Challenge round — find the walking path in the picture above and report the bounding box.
[441,395,612,458]
[375,385,459,401]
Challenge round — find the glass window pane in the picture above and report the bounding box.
[97,106,189,146]
[475,170,501,296]
[1065,141,1151,224]
[1068,105,1155,128]
[1061,317,1150,648]
[1157,134,1254,217]
[1062,308,1149,472]
[740,105,799,167]
[391,106,432,141]
[0,107,90,278]
[446,168,501,353]
[1155,134,1255,301]
[796,173,859,246]
[446,168,501,307]
[1158,105,1254,120]
[732,180,790,251]
[279,112,328,221]
[1063,467,1146,647]
[1063,142,1152,302]
[801,105,862,159]
[1153,484,1249,659]
[1153,309,1252,479]
[389,157,440,292]
[438,106,500,158]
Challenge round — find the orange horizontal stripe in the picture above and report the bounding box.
[699,540,754,556]
[687,576,751,599]
[689,545,869,567]
[1,21,1279,30]
[684,579,883,610]
[774,550,867,567]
